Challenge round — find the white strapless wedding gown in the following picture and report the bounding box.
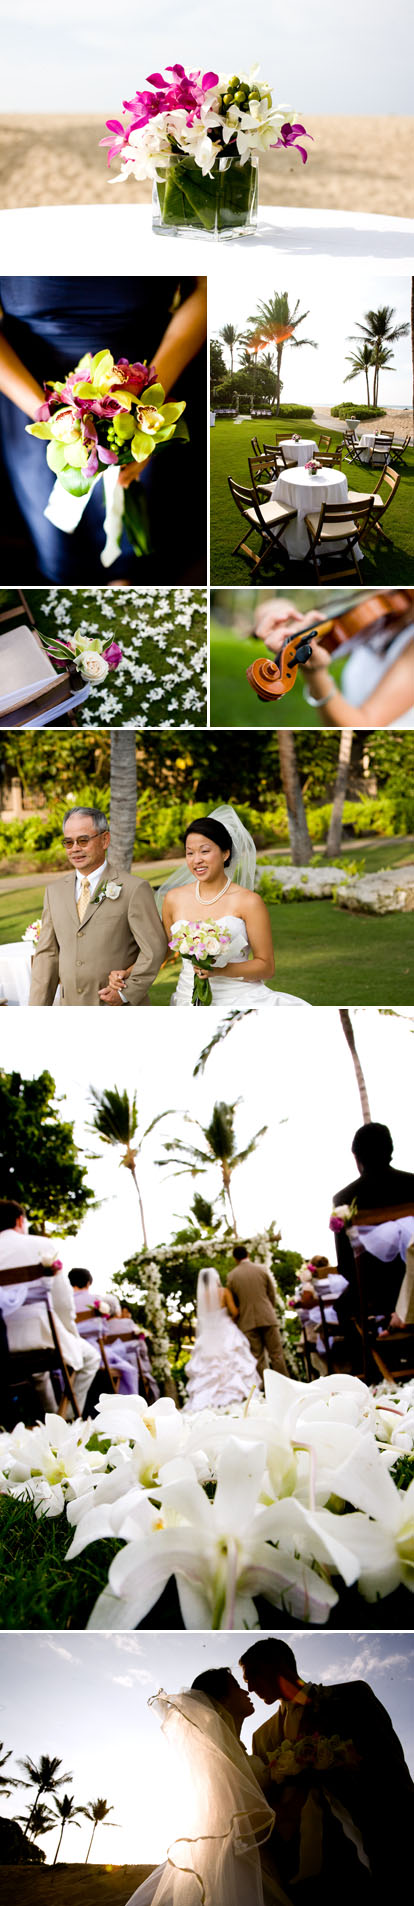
[342,625,414,728]
[170,916,309,1008]
[185,1310,259,1410]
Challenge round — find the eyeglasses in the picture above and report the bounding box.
[64,832,104,848]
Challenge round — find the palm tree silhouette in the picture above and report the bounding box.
[17,1802,57,1844]
[0,1742,19,1798]
[52,1792,86,1865]
[247,293,317,414]
[89,1085,173,1249]
[344,342,375,407]
[17,1754,73,1839]
[218,322,240,374]
[350,304,409,407]
[157,1098,268,1233]
[83,1797,116,1863]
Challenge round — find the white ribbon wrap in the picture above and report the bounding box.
[44,466,124,568]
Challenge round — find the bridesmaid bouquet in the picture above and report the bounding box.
[169,920,233,1004]
[26,349,187,567]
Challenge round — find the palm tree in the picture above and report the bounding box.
[0,1742,19,1798]
[339,1010,371,1122]
[157,1099,268,1234]
[218,322,240,374]
[278,734,312,865]
[109,731,137,872]
[52,1792,86,1865]
[89,1085,173,1250]
[411,277,414,429]
[18,1803,57,1844]
[344,342,375,407]
[325,730,354,856]
[83,1797,116,1864]
[247,293,317,415]
[350,305,409,407]
[17,1754,73,1839]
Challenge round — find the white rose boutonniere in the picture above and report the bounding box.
[92,881,122,905]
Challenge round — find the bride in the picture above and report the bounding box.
[185,1267,259,1409]
[126,1669,290,1906]
[158,806,309,1009]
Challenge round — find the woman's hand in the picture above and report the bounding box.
[254,598,311,655]
[107,966,134,986]
[302,640,332,672]
[117,457,151,490]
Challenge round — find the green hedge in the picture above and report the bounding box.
[330,403,386,420]
[1,790,412,868]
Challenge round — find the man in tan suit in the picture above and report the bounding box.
[226,1243,287,1379]
[29,805,167,1007]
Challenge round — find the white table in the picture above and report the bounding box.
[0,205,412,272]
[272,465,349,560]
[0,943,32,1005]
[357,430,392,463]
[279,438,317,465]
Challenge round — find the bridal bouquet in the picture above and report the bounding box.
[22,919,42,945]
[26,349,187,568]
[168,919,233,1004]
[102,62,311,237]
[268,1735,360,1783]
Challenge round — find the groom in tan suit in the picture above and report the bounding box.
[226,1243,287,1379]
[29,805,167,1007]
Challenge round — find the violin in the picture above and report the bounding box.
[246,589,414,702]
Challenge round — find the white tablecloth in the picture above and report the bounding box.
[0,205,412,272]
[0,943,32,1006]
[272,465,349,559]
[279,438,317,465]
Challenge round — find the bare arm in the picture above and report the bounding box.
[118,281,207,490]
[197,893,275,984]
[222,1286,239,1320]
[301,638,414,728]
[0,335,45,418]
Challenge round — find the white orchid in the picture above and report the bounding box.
[72,1436,359,1631]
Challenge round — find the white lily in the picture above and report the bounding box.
[81,1436,359,1631]
[314,1432,414,1599]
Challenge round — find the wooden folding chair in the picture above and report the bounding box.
[317,433,332,452]
[350,1203,414,1384]
[304,497,374,581]
[228,475,297,575]
[391,431,411,462]
[0,590,90,729]
[0,1265,80,1421]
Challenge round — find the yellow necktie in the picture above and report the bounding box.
[77,878,91,923]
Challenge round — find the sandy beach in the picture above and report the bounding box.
[0,115,413,216]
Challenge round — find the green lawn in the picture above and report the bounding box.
[1,879,413,1004]
[210,418,414,585]
[0,586,207,728]
[211,615,347,726]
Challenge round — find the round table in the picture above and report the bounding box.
[272,465,349,560]
[0,943,32,1005]
[279,438,317,465]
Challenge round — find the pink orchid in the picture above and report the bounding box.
[101,64,219,162]
[272,121,312,164]
[103,642,123,668]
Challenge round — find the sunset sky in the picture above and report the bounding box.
[1,1007,413,1284]
[1,1629,413,1863]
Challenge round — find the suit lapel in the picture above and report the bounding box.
[64,872,82,930]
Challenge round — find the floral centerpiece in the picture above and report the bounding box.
[102,62,311,239]
[168,919,233,1004]
[26,349,187,569]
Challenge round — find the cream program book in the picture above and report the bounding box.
[0,622,58,715]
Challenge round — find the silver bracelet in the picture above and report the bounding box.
[303,679,336,708]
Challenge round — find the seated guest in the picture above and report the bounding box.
[0,1201,100,1416]
[295,1254,349,1372]
[332,1124,414,1324]
[68,1271,159,1401]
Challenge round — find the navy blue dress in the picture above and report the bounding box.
[0,277,206,582]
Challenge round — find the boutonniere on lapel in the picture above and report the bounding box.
[92,881,123,905]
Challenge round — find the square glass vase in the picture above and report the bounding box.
[152,152,258,239]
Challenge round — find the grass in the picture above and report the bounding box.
[211,615,348,727]
[0,586,207,728]
[210,418,414,585]
[2,876,413,1004]
[1,1869,156,1906]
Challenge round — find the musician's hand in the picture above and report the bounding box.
[302,640,332,672]
[253,598,307,654]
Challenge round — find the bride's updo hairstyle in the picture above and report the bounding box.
[183,816,234,868]
[191,1667,236,1703]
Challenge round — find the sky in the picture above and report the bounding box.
[211,265,412,407]
[1,1629,413,1862]
[1,1006,413,1284]
[0,0,412,113]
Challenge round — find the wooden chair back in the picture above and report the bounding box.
[350,1203,414,1382]
[317,433,332,451]
[0,1265,80,1419]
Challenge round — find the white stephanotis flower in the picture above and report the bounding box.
[80,1435,359,1631]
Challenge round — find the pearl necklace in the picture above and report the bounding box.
[195,872,232,905]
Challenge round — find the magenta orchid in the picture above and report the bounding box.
[273,121,313,164]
